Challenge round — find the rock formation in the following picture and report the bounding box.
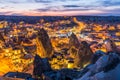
[74,41,93,68]
[33,54,52,79]
[36,28,53,58]
[0,32,4,42]
[69,33,80,59]
[33,54,44,78]
[69,33,80,49]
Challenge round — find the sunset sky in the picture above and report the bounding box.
[0,0,120,16]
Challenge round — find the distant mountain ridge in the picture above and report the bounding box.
[0,15,120,24]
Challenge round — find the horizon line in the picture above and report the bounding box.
[0,15,120,17]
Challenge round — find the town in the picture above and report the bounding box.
[0,16,120,80]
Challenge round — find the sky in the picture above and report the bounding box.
[0,0,120,16]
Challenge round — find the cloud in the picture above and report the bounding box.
[11,13,24,16]
[101,8,120,13]
[0,11,13,15]
[0,0,120,16]
[0,0,37,3]
[35,8,91,12]
[0,7,6,9]
[102,0,120,7]
[34,0,52,3]
[63,5,81,8]
[35,8,49,12]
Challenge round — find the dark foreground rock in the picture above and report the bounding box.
[33,54,52,79]
[43,69,81,80]
[33,54,82,80]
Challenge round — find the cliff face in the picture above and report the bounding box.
[36,28,53,58]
